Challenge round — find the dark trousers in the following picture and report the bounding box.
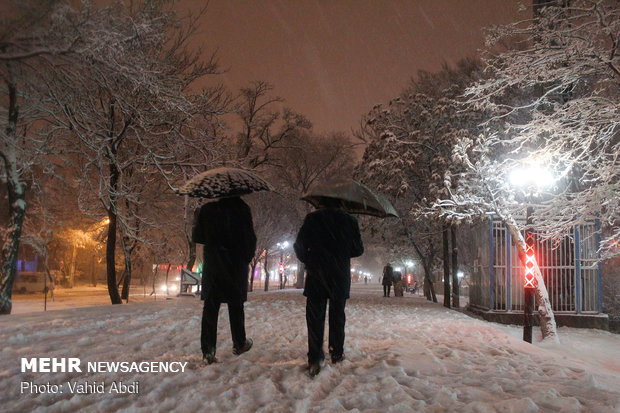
[306,296,346,364]
[201,293,246,355]
[383,285,391,297]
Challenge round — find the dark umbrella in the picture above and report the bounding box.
[301,179,399,218]
[176,167,273,199]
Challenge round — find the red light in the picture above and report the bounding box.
[524,233,536,288]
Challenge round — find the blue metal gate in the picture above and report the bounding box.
[488,218,602,314]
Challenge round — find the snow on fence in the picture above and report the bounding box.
[472,218,602,314]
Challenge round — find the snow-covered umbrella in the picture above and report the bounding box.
[176,167,274,199]
[301,179,399,218]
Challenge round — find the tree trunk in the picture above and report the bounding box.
[422,263,437,303]
[279,254,284,290]
[106,207,122,304]
[0,81,26,315]
[187,242,196,272]
[136,259,145,286]
[121,252,132,302]
[150,264,158,296]
[43,253,55,301]
[165,263,171,295]
[185,199,197,272]
[89,255,97,287]
[120,237,136,302]
[442,225,451,308]
[249,261,256,292]
[295,262,305,289]
[105,161,122,305]
[505,217,558,342]
[264,252,270,292]
[412,239,437,303]
[68,244,77,288]
[451,225,459,308]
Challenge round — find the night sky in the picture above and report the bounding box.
[186,0,525,134]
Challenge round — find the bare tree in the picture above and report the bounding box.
[274,129,357,288]
[355,60,483,304]
[432,0,619,341]
[0,1,85,314]
[41,2,229,304]
[427,1,619,340]
[455,0,619,257]
[234,81,312,169]
[245,192,297,292]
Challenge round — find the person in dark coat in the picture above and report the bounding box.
[382,263,394,297]
[294,200,364,377]
[192,196,257,364]
[393,270,403,297]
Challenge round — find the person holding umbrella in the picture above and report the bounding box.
[294,198,364,377]
[179,168,271,364]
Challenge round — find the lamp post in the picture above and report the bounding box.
[405,260,413,291]
[277,241,289,290]
[509,161,554,343]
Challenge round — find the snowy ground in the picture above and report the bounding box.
[1,283,619,412]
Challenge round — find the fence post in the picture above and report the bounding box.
[506,228,512,311]
[489,218,495,311]
[575,225,582,314]
[596,218,603,313]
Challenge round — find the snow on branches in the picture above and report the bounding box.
[448,0,619,259]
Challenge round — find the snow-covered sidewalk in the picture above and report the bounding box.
[1,284,618,412]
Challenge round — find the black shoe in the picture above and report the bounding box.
[307,355,324,377]
[331,353,345,364]
[308,363,321,377]
[233,338,253,355]
[203,351,217,365]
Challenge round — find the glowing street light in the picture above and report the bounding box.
[508,161,555,190]
[277,241,289,289]
[404,260,414,290]
[508,159,554,343]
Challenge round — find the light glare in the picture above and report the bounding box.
[509,163,554,189]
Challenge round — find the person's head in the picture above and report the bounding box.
[218,195,241,203]
[317,197,342,209]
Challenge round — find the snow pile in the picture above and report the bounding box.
[1,284,619,412]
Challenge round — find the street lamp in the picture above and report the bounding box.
[509,160,554,343]
[277,241,289,289]
[405,260,414,290]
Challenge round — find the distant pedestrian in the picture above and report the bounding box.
[393,270,404,297]
[382,263,394,297]
[364,276,368,285]
[294,199,364,377]
[192,196,256,364]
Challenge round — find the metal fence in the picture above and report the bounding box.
[487,218,602,314]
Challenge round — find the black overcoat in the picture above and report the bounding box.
[382,265,394,286]
[294,208,364,300]
[192,197,256,303]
